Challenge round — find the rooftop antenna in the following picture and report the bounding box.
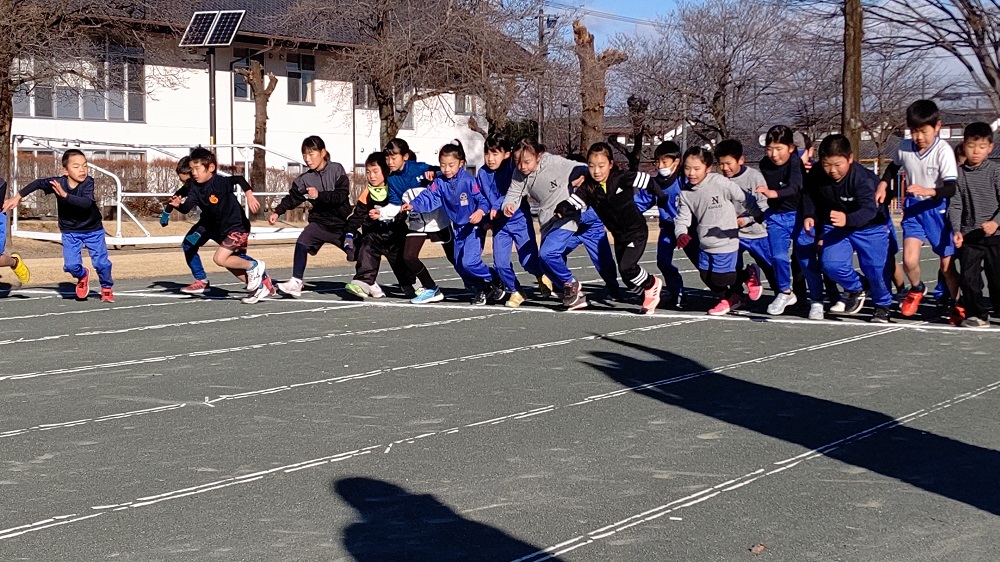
[179,10,246,151]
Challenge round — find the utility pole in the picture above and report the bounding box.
[537,8,545,145]
[842,0,862,151]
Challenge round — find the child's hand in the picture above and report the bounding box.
[50,180,67,198]
[829,210,847,227]
[246,192,260,214]
[1,195,21,213]
[906,184,935,198]
[369,208,381,220]
[954,232,964,248]
[571,175,585,188]
[677,233,692,249]
[737,216,749,228]
[469,209,484,224]
[875,181,888,204]
[268,213,279,225]
[424,171,436,182]
[755,185,778,199]
[803,217,815,233]
[503,204,516,218]
[169,195,183,208]
[305,187,319,200]
[401,203,413,212]
[490,209,497,221]
[983,221,999,236]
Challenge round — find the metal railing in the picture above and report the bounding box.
[11,136,305,246]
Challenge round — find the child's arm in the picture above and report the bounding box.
[228,175,260,214]
[313,165,352,210]
[173,186,201,214]
[839,171,879,228]
[947,180,964,237]
[470,180,490,223]
[476,168,503,213]
[346,188,371,235]
[403,183,443,214]
[771,158,804,200]
[3,178,53,212]
[502,173,527,217]
[272,177,308,217]
[60,179,98,209]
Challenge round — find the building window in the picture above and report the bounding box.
[354,80,378,109]
[55,86,79,119]
[455,93,475,115]
[233,48,265,100]
[34,85,53,117]
[13,85,30,116]
[287,162,303,175]
[287,53,315,104]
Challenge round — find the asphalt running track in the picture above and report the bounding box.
[1,247,999,561]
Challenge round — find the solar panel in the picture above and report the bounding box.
[179,12,219,48]
[204,10,246,47]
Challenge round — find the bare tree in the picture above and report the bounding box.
[866,0,1000,115]
[573,20,626,151]
[861,49,938,167]
[842,0,864,152]
[606,95,650,171]
[234,60,278,190]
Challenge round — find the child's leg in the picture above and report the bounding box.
[821,227,864,289]
[403,233,436,288]
[214,233,253,272]
[455,225,492,288]
[940,254,960,304]
[957,243,987,318]
[657,224,683,297]
[439,227,457,266]
[578,213,620,292]
[492,226,518,292]
[539,226,576,285]
[850,227,892,307]
[182,223,210,281]
[616,238,653,292]
[511,212,543,277]
[794,225,825,302]
[353,234,381,285]
[292,223,343,281]
[900,216,926,287]
[982,245,1000,318]
[81,230,114,288]
[60,232,87,279]
[385,229,417,289]
[765,212,794,293]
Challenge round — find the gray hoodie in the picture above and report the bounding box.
[502,152,587,235]
[727,166,769,240]
[675,173,763,254]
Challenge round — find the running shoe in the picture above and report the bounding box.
[100,287,114,303]
[766,291,797,315]
[900,284,926,317]
[640,276,663,315]
[506,291,526,308]
[808,301,825,320]
[75,269,90,299]
[744,264,763,301]
[345,283,368,299]
[181,279,210,295]
[246,259,266,291]
[411,286,444,304]
[277,277,304,298]
[10,253,29,285]
[562,280,587,310]
[842,290,867,315]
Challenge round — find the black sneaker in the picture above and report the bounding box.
[843,290,867,315]
[487,279,506,304]
[871,306,890,323]
[562,280,587,310]
[471,289,488,306]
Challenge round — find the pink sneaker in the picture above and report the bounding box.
[640,276,663,314]
[708,294,741,316]
[744,264,763,301]
[180,279,210,295]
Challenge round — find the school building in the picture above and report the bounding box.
[10,2,488,184]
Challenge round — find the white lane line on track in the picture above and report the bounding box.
[0,320,924,543]
[0,308,503,382]
[0,301,182,321]
[510,375,1000,562]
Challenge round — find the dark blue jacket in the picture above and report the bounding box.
[20,176,103,233]
[760,150,806,214]
[410,168,490,227]
[387,160,432,205]
[476,159,515,212]
[634,171,682,222]
[176,173,251,236]
[803,162,885,231]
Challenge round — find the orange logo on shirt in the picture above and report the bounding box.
[209,194,219,204]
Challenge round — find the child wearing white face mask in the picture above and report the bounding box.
[633,141,699,309]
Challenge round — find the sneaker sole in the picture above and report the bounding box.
[344,286,368,299]
[180,289,207,295]
[707,307,731,316]
[566,298,588,311]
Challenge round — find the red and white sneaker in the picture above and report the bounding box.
[640,276,663,315]
[100,287,115,303]
[708,294,741,316]
[900,286,925,317]
[75,269,91,299]
[744,264,763,301]
[181,279,210,295]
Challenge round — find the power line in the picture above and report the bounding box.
[540,1,665,28]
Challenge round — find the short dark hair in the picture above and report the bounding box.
[714,139,744,161]
[364,151,390,182]
[439,139,466,161]
[175,156,191,175]
[61,149,86,167]
[484,132,512,153]
[384,138,417,160]
[765,125,795,147]
[906,99,940,130]
[818,134,853,160]
[189,147,217,168]
[654,140,681,160]
[963,122,994,143]
[301,135,326,153]
[513,137,546,157]
[586,141,616,163]
[683,146,714,167]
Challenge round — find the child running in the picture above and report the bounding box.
[161,156,259,295]
[477,133,548,307]
[675,147,764,315]
[501,138,619,311]
[633,141,699,309]
[0,177,30,286]
[401,140,503,305]
[757,125,824,319]
[384,138,455,303]
[270,136,353,298]
[169,148,271,304]
[803,134,893,323]
[949,122,1000,327]
[344,152,415,299]
[3,150,112,301]
[555,142,663,314]
[715,139,775,301]
[877,99,960,318]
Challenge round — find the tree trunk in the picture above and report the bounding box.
[842,0,863,152]
[573,20,626,152]
[379,99,399,147]
[236,61,277,194]
[0,58,14,247]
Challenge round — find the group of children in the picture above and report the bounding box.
[3,98,999,327]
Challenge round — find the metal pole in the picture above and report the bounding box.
[208,47,217,151]
[537,8,545,145]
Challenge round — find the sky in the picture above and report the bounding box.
[543,0,673,47]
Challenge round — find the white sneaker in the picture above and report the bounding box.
[246,259,266,291]
[369,282,385,299]
[277,277,304,298]
[767,292,797,315]
[241,283,271,304]
[808,301,825,320]
[828,300,846,313]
